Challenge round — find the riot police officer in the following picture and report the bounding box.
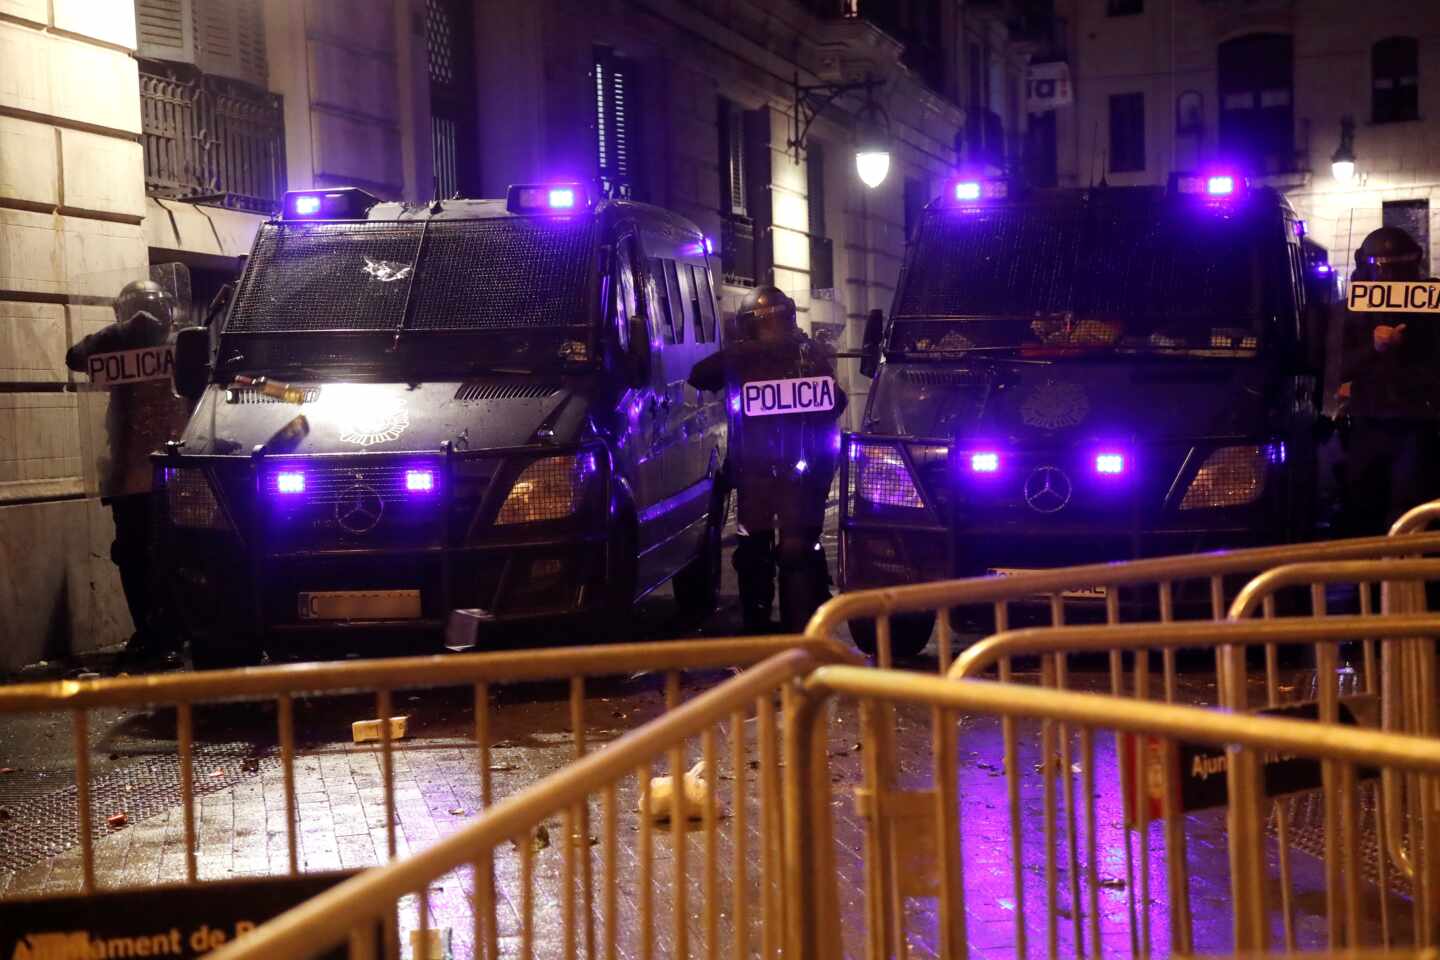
[1338,226,1440,536]
[66,280,190,664]
[688,286,845,632]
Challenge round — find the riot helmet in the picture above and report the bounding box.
[115,279,176,331]
[1354,227,1425,282]
[736,285,798,340]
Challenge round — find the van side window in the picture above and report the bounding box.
[665,260,690,344]
[648,257,678,344]
[615,241,639,350]
[678,264,703,343]
[692,265,718,342]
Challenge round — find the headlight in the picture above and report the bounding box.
[851,442,926,511]
[1179,445,1268,510]
[163,467,229,529]
[496,454,594,524]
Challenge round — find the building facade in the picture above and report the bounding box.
[1051,0,1440,276]
[0,0,997,668]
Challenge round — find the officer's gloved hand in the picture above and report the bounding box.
[1375,323,1407,353]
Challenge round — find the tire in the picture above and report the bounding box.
[189,627,263,670]
[849,612,936,659]
[672,490,728,622]
[593,516,638,642]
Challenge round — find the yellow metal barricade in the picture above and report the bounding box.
[189,650,1440,960]
[0,635,856,904]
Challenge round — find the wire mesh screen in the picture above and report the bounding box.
[897,204,1266,330]
[226,218,595,334]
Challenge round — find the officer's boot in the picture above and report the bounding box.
[733,530,776,632]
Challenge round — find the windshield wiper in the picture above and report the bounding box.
[389,218,432,351]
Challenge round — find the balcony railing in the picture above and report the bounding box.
[140,62,286,214]
[721,215,758,287]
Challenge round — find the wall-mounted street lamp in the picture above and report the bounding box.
[1331,116,1357,182]
[788,72,892,189]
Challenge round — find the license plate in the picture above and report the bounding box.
[987,568,1107,600]
[298,589,422,621]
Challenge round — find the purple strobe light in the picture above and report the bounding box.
[293,195,321,216]
[405,469,435,493]
[970,451,999,473]
[954,181,982,201]
[703,236,714,255]
[1206,176,1235,196]
[548,188,576,209]
[1095,453,1125,475]
[276,471,306,494]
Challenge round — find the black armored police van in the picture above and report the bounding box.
[841,174,1328,654]
[162,184,728,666]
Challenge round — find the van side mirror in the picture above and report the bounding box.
[173,326,210,403]
[859,309,885,379]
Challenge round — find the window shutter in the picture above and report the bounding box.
[194,0,266,87]
[595,47,637,199]
[136,0,196,63]
[728,105,747,216]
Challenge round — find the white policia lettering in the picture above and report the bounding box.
[740,376,836,417]
[1346,281,1440,313]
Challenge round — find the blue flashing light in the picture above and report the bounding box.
[703,236,714,255]
[969,451,999,473]
[276,471,306,494]
[947,178,1008,206]
[282,188,379,221]
[1206,175,1236,196]
[1095,453,1125,476]
[507,182,590,214]
[794,459,809,474]
[405,469,435,493]
[1315,262,1332,275]
[954,181,982,201]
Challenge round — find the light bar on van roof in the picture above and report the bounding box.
[507,183,592,214]
[282,188,381,220]
[946,178,1009,206]
[1170,172,1247,197]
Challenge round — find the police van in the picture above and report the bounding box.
[841,174,1328,654]
[163,184,728,666]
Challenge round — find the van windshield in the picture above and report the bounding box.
[222,217,596,371]
[892,204,1276,358]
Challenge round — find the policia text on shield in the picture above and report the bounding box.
[688,286,846,634]
[1346,281,1440,313]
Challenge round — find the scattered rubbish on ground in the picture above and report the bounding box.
[241,757,260,773]
[642,759,708,822]
[1099,877,1126,890]
[352,716,410,743]
[106,813,127,829]
[448,808,466,817]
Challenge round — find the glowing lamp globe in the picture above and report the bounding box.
[855,150,891,189]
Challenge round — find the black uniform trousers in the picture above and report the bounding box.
[108,493,176,652]
[1344,418,1440,536]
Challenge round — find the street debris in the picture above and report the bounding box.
[531,825,550,852]
[448,808,466,817]
[409,927,452,960]
[1099,877,1126,890]
[352,715,410,743]
[0,768,15,775]
[241,757,260,773]
[106,813,127,829]
[642,759,708,822]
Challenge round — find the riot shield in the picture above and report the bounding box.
[72,263,193,498]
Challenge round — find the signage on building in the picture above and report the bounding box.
[1025,62,1072,113]
[1119,695,1378,824]
[1,872,363,960]
[1347,281,1440,313]
[83,346,176,389]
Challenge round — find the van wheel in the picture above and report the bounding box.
[849,612,936,660]
[594,516,638,642]
[673,491,728,622]
[189,627,263,671]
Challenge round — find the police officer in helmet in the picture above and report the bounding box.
[1339,226,1440,536]
[688,285,846,632]
[65,279,189,666]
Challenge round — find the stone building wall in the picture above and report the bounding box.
[0,0,150,668]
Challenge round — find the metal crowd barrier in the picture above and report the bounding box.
[0,635,856,901]
[197,648,1440,960]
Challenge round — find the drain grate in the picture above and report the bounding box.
[0,743,273,881]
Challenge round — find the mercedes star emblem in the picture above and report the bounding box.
[1023,466,1072,514]
[335,483,384,534]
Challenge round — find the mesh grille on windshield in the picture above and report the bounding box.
[227,217,595,334]
[898,205,1259,323]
